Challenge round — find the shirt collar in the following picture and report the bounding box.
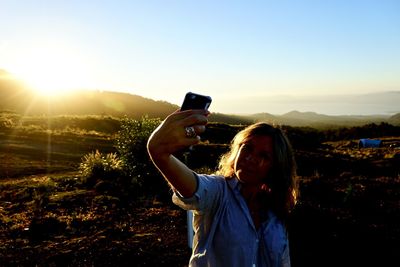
[227,176,241,191]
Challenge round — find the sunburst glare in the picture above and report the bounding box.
[9,41,94,98]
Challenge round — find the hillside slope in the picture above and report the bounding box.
[1,69,397,126]
[0,70,177,119]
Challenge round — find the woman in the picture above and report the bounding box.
[147,109,298,267]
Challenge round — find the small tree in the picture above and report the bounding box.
[115,116,168,199]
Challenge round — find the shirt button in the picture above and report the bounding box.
[256,239,259,243]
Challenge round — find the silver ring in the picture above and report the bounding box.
[184,126,197,138]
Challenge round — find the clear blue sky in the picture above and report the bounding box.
[1,0,399,115]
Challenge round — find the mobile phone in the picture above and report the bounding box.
[180,92,212,111]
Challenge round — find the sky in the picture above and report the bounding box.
[1,0,399,115]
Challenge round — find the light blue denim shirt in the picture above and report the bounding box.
[172,174,291,267]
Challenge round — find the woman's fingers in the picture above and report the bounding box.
[172,109,210,120]
[165,110,209,132]
[149,109,210,154]
[182,113,208,127]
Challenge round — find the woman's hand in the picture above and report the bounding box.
[147,109,209,160]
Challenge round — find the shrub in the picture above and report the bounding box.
[0,117,14,129]
[115,116,168,198]
[79,150,125,187]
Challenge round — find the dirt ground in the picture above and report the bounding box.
[0,184,192,267]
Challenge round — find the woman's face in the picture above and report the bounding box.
[234,135,274,186]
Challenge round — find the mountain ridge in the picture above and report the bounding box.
[1,69,399,127]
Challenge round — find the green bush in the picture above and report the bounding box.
[0,117,14,129]
[115,116,168,198]
[79,150,125,187]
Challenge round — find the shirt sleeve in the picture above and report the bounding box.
[172,173,225,214]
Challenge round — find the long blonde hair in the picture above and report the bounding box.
[217,122,298,220]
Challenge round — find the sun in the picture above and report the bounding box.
[9,42,95,97]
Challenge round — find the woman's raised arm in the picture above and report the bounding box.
[147,109,209,197]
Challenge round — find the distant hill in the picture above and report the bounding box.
[0,69,398,127]
[389,113,400,125]
[239,91,400,117]
[226,111,393,128]
[269,110,391,127]
[0,70,177,119]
